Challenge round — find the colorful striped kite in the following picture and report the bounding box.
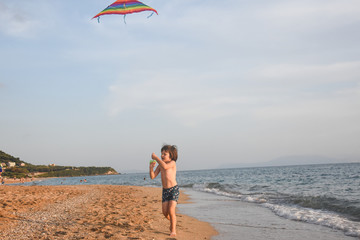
[93,0,158,23]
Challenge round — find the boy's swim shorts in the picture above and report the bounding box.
[162,185,180,202]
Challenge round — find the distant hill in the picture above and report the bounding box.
[0,150,118,179]
[264,155,349,166]
[219,155,358,169]
[0,150,27,166]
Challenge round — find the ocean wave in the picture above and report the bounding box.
[287,195,360,222]
[180,183,195,188]
[190,182,360,219]
[190,181,360,237]
[263,203,360,237]
[192,182,267,203]
[192,183,242,199]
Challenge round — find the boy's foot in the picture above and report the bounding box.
[170,232,176,237]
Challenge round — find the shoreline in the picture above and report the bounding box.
[1,177,55,185]
[179,189,357,240]
[0,185,217,239]
[0,175,109,185]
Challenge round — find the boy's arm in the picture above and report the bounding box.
[149,163,160,179]
[151,153,176,170]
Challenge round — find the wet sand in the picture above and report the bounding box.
[0,185,217,239]
[0,177,48,185]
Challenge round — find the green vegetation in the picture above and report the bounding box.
[0,150,24,165]
[35,166,116,177]
[0,150,118,179]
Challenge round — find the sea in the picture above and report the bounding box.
[19,162,360,238]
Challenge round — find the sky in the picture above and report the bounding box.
[1,0,360,172]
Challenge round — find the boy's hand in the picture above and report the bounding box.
[151,152,158,160]
[150,161,156,168]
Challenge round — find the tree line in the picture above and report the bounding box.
[0,150,118,179]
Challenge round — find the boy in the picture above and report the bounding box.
[149,145,179,237]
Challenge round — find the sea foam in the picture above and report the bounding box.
[263,203,360,237]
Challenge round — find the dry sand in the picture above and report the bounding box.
[0,185,217,240]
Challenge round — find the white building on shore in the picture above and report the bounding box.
[6,162,16,167]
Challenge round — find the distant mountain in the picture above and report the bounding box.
[265,155,347,166]
[219,155,358,169]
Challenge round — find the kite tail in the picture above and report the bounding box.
[123,2,127,24]
[147,12,155,18]
[97,17,100,23]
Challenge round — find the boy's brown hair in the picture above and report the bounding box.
[161,144,178,161]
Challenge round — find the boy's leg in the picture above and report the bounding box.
[168,200,177,236]
[162,201,170,220]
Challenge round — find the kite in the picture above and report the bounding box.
[93,0,158,23]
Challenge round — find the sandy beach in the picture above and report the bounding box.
[0,185,217,240]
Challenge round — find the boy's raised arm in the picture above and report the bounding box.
[152,153,175,170]
[149,162,160,179]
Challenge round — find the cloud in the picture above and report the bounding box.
[0,2,41,38]
[250,61,360,84]
[107,70,255,126]
[257,0,360,30]
[247,61,360,121]
[254,85,360,120]
[107,59,360,127]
